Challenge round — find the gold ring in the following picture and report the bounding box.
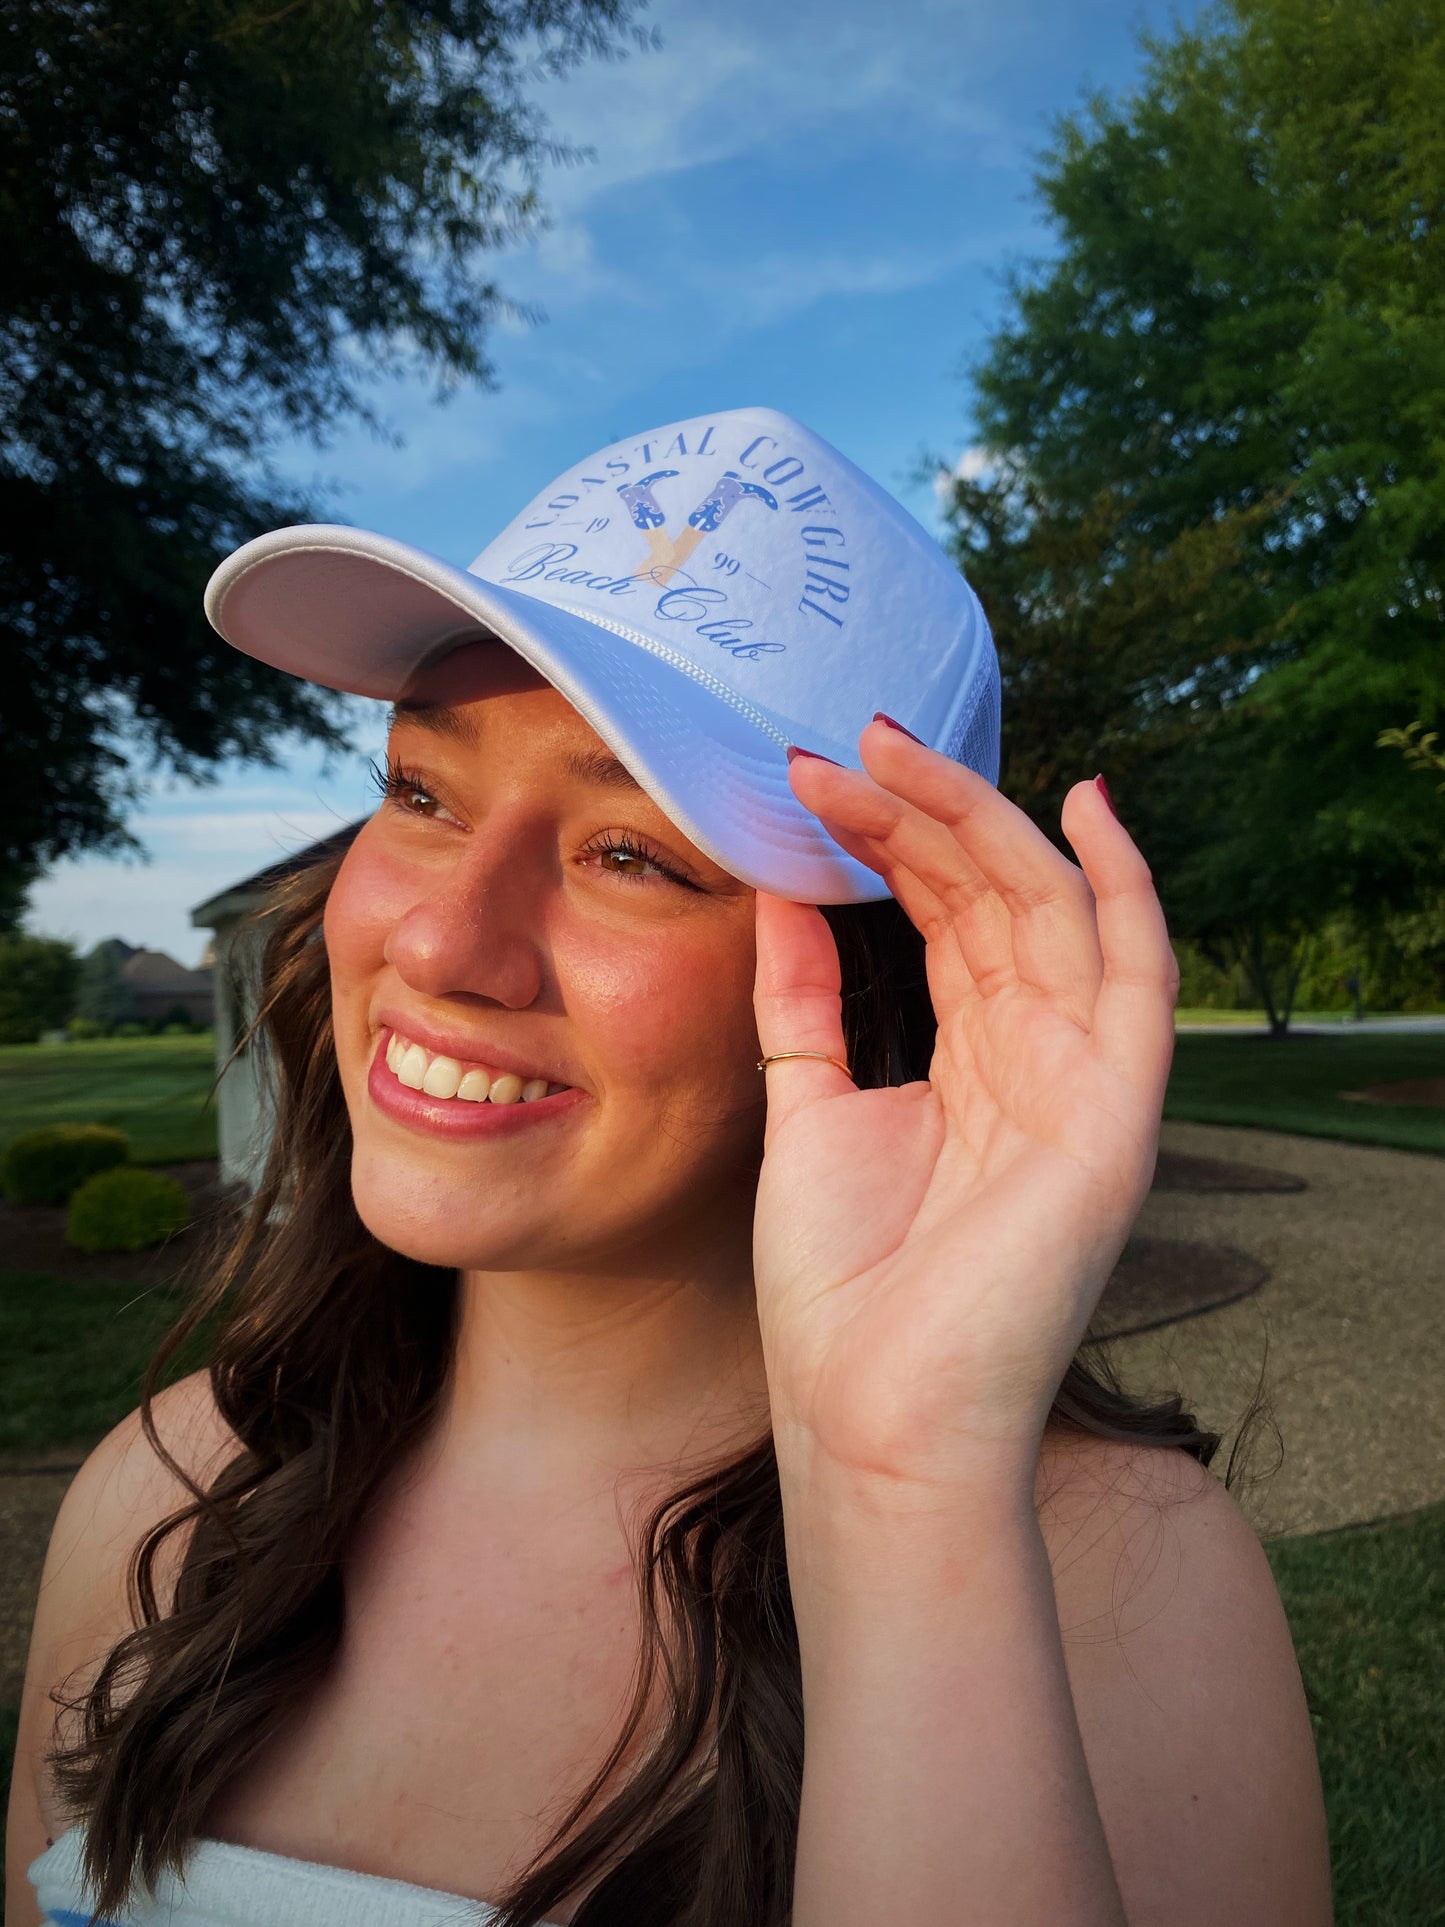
[757,1051,852,1077]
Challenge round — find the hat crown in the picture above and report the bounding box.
[467,406,994,762]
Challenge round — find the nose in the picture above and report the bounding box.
[384,821,546,1011]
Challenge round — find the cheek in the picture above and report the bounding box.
[556,911,761,1099]
[324,833,409,1048]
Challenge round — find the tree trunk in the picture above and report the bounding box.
[1235,925,1310,1036]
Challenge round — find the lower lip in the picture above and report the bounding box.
[366,1038,588,1140]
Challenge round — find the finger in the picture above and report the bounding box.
[752,891,856,1139]
[854,725,1105,1017]
[1059,778,1177,1097]
[786,759,982,1014]
[859,719,1095,921]
[789,749,1095,1016]
[788,752,1014,990]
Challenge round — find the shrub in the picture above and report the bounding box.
[2,1124,130,1205]
[160,1020,193,1037]
[66,1166,190,1253]
[66,1016,107,1040]
[113,1021,146,1038]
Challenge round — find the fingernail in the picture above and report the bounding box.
[787,745,841,765]
[1094,773,1118,818]
[872,711,926,745]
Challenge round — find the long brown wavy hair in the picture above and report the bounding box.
[51,846,1276,1925]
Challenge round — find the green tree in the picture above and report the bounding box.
[944,0,1445,1032]
[0,864,36,939]
[1379,724,1445,799]
[1,0,645,896]
[0,936,80,1045]
[76,941,139,1031]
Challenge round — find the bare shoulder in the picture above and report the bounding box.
[1035,1430,1333,1925]
[33,1368,239,1630]
[4,1371,241,1907]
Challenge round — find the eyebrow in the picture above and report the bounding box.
[389,703,644,793]
[559,745,645,791]
[389,700,480,747]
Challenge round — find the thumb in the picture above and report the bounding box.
[753,892,855,1142]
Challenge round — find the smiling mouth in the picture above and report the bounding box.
[384,1032,572,1106]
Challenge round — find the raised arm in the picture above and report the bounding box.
[750,719,1329,1923]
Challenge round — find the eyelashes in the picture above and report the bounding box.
[368,757,698,889]
[574,827,696,888]
[370,757,449,817]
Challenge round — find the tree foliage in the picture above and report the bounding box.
[0,935,80,1044]
[941,0,1445,1029]
[1,0,644,888]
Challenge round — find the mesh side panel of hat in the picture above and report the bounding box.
[943,649,1001,784]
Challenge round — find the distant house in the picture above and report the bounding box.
[191,823,363,1186]
[87,939,215,1028]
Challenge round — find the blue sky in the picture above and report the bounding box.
[31,0,1202,965]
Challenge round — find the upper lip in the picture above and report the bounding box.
[376,1010,580,1090]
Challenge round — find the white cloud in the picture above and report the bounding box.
[952,446,995,482]
[931,444,999,505]
[531,0,1025,212]
[680,230,1028,341]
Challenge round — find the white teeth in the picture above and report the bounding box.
[397,1043,429,1090]
[386,1033,563,1103]
[421,1055,462,1099]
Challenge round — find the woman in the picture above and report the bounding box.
[9,408,1331,1925]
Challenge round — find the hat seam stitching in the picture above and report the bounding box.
[499,589,793,750]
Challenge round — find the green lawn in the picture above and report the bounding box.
[1166,1030,1445,1155]
[1266,1502,1445,1922]
[1179,1009,1441,1025]
[0,1035,217,1165]
[0,1271,205,1455]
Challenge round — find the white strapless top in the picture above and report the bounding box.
[28,1826,565,1927]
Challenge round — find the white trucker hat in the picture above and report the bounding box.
[205,405,1000,903]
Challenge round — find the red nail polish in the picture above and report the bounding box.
[1094,773,1117,818]
[787,745,840,765]
[872,711,926,745]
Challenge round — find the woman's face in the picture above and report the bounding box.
[325,643,767,1273]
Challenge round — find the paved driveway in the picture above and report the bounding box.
[1111,1121,1445,1539]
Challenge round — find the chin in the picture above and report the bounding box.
[347,1144,548,1271]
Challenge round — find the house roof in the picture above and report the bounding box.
[190,820,365,929]
[121,948,212,990]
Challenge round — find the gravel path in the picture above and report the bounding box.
[3,1121,1441,1704]
[1107,1121,1445,1541]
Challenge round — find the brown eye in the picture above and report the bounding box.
[598,845,664,878]
[370,760,463,826]
[579,832,694,887]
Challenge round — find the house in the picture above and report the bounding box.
[191,823,363,1186]
[87,939,216,1027]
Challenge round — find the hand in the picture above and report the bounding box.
[751,720,1178,1498]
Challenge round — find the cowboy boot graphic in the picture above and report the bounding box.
[616,471,680,579]
[649,474,780,586]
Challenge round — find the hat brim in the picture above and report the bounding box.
[205,525,888,902]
